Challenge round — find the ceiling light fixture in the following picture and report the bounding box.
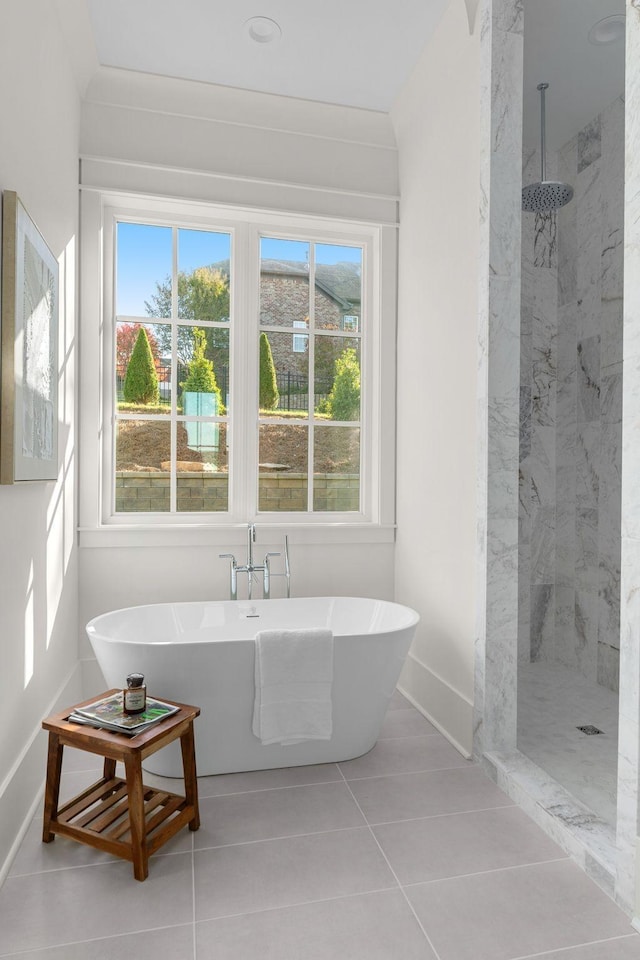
[588,14,625,45]
[245,16,282,44]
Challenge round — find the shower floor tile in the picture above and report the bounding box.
[0,687,636,960]
[518,660,619,824]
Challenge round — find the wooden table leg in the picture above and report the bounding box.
[180,722,200,831]
[124,753,148,880]
[42,733,63,843]
[103,757,117,780]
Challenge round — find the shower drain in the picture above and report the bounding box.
[577,724,604,736]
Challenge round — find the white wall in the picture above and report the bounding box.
[77,68,399,679]
[80,66,399,224]
[0,0,82,878]
[391,0,480,755]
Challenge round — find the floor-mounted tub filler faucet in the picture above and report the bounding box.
[220,524,291,600]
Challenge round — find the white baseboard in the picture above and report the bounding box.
[0,664,84,886]
[397,652,473,758]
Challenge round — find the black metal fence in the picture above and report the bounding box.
[117,364,330,412]
[275,371,331,412]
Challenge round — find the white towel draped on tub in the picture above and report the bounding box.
[252,628,334,746]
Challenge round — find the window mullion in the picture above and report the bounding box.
[307,243,316,512]
[232,222,258,520]
[170,227,178,513]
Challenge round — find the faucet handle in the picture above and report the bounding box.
[220,554,238,601]
[263,552,280,600]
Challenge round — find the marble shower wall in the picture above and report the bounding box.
[519,95,625,691]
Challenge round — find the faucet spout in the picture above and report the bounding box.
[219,524,290,600]
[247,523,256,569]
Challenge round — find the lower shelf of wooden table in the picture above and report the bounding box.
[50,775,196,862]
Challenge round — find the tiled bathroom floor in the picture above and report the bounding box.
[1,692,638,960]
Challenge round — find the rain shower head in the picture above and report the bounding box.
[522,83,574,212]
[522,179,574,212]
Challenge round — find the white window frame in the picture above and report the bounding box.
[78,192,396,544]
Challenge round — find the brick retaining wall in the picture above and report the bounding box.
[116,471,359,513]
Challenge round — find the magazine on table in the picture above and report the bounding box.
[68,692,179,735]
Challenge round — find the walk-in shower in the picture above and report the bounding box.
[517,1,625,832]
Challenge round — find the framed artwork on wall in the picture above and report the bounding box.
[1,190,59,483]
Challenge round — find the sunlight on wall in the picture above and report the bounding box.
[24,561,35,689]
[45,236,76,647]
[46,480,64,650]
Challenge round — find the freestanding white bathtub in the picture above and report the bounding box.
[86,597,419,777]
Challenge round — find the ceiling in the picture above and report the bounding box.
[85,0,626,147]
[85,0,450,113]
[523,0,625,151]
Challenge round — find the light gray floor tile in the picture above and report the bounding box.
[405,859,634,960]
[9,816,119,876]
[347,766,513,823]
[379,708,438,739]
[386,690,413,711]
[0,924,194,960]
[0,854,193,956]
[138,768,185,794]
[339,735,467,779]
[195,889,437,960]
[524,936,640,959]
[373,806,567,884]
[194,781,365,848]
[194,827,396,920]
[57,770,111,805]
[4,705,636,960]
[60,747,104,774]
[10,805,192,878]
[197,763,342,798]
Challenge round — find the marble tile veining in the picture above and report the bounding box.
[578,116,602,173]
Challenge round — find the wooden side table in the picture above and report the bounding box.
[42,691,200,880]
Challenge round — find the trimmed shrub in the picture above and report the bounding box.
[123,327,159,405]
[259,332,279,410]
[327,348,360,421]
[180,328,224,412]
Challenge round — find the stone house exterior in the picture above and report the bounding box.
[259,260,361,387]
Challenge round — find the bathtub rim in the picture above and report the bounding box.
[86,595,421,646]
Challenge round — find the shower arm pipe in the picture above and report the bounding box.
[538,82,549,184]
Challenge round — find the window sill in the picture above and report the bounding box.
[78,522,396,549]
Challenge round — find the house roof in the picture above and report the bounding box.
[260,259,361,309]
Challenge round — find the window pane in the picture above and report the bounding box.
[115,420,171,513]
[260,237,310,328]
[314,426,360,512]
[177,423,228,513]
[178,326,228,415]
[314,336,361,420]
[259,331,309,419]
[314,244,362,332]
[177,229,231,322]
[110,218,368,521]
[259,424,308,511]
[116,321,170,412]
[117,223,172,318]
